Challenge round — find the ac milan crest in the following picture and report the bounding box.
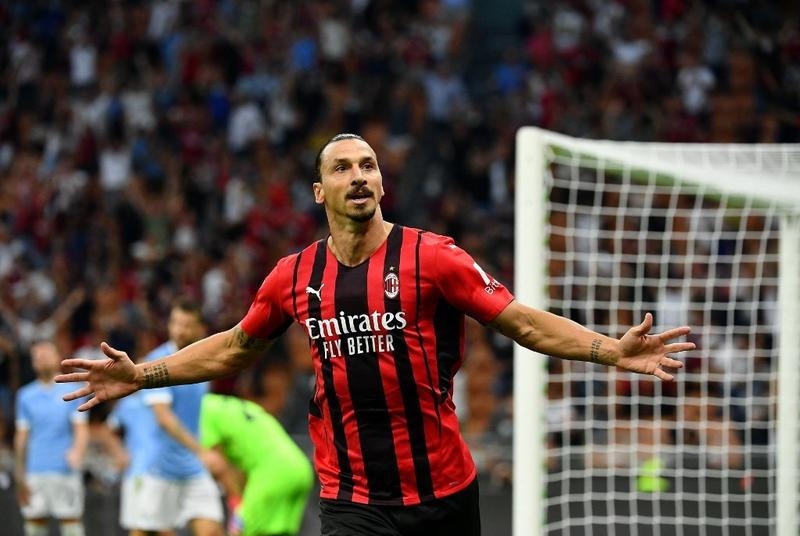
[384,270,399,299]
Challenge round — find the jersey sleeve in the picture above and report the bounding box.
[433,238,514,324]
[143,386,173,406]
[106,409,120,431]
[70,408,89,424]
[240,256,294,339]
[14,390,30,431]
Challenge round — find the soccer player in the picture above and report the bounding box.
[198,393,314,536]
[14,340,88,536]
[57,133,695,536]
[137,299,224,536]
[97,389,171,536]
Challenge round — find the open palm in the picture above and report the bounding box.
[56,342,140,411]
[616,313,694,381]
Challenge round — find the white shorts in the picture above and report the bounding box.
[21,473,84,520]
[118,475,150,529]
[133,473,223,530]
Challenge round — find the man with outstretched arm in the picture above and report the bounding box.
[57,133,693,536]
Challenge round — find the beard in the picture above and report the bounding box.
[347,205,377,222]
[345,186,377,222]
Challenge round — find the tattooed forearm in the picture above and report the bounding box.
[590,338,602,364]
[232,327,270,352]
[142,362,170,388]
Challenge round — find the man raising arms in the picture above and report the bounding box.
[57,133,693,536]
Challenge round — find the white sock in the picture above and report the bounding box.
[23,522,49,536]
[59,521,86,536]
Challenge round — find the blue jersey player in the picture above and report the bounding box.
[14,340,89,536]
[137,299,224,536]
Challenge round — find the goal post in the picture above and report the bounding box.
[513,127,800,536]
[776,214,800,536]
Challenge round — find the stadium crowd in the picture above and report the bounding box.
[0,0,798,523]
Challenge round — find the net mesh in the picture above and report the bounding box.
[538,145,789,536]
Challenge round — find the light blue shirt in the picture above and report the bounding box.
[143,341,209,479]
[15,380,87,474]
[107,391,159,478]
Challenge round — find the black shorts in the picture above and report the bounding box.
[319,477,481,536]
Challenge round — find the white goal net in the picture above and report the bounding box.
[513,128,800,536]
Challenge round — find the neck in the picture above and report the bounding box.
[327,212,392,267]
[36,373,55,384]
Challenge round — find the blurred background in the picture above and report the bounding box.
[0,0,798,534]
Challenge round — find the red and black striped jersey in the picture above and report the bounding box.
[240,225,514,505]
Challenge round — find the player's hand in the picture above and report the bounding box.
[226,495,244,536]
[112,450,131,472]
[65,447,83,470]
[15,476,30,506]
[615,313,694,381]
[199,448,228,478]
[55,342,140,411]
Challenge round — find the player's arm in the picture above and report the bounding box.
[0,298,20,329]
[13,426,30,505]
[48,287,86,328]
[58,258,291,411]
[92,422,129,471]
[67,419,89,470]
[13,426,28,481]
[199,446,245,535]
[149,401,205,455]
[489,301,620,364]
[58,325,272,411]
[488,300,693,381]
[199,446,243,499]
[138,325,271,388]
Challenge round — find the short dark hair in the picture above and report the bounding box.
[30,339,57,351]
[172,296,204,322]
[314,133,366,182]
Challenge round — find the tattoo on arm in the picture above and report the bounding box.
[142,362,170,388]
[232,327,270,352]
[590,338,602,364]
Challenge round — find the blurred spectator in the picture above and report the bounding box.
[544,359,582,472]
[702,12,732,90]
[0,287,86,352]
[68,28,98,92]
[586,402,673,470]
[679,384,745,470]
[0,223,24,281]
[676,50,716,127]
[0,335,17,451]
[423,61,471,125]
[227,95,267,153]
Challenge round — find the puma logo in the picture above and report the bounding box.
[305,283,324,301]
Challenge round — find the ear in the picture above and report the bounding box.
[313,182,324,205]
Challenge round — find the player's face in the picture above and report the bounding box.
[314,138,384,223]
[30,341,61,377]
[167,308,206,350]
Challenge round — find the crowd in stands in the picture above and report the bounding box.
[0,0,798,485]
